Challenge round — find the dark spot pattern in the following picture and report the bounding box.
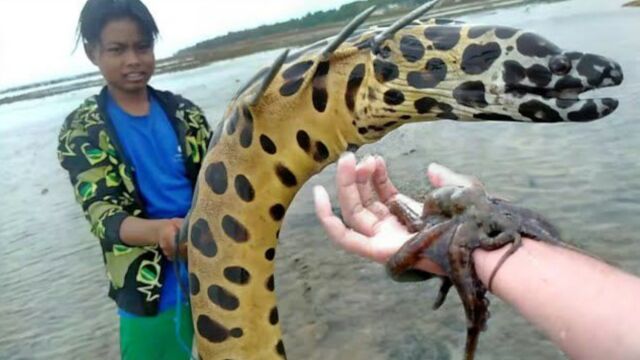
[424,26,460,51]
[554,76,583,91]
[226,109,239,135]
[549,55,572,75]
[345,64,365,112]
[467,26,494,39]
[461,42,501,75]
[282,60,313,80]
[503,60,526,84]
[234,174,255,202]
[265,248,276,261]
[270,204,285,221]
[276,340,286,357]
[205,162,228,195]
[229,328,244,338]
[269,307,279,325]
[438,112,458,120]
[260,134,277,154]
[266,274,275,291]
[354,36,374,50]
[189,272,200,295]
[296,130,311,152]
[275,164,297,187]
[413,97,457,118]
[601,98,619,116]
[453,81,489,108]
[197,315,229,343]
[279,78,305,96]
[239,107,254,148]
[399,35,425,63]
[435,18,458,25]
[313,141,330,162]
[383,89,405,106]
[280,56,314,97]
[312,61,330,112]
[373,59,399,83]
[577,54,616,86]
[407,58,447,89]
[400,114,411,120]
[191,218,218,258]
[495,26,518,39]
[346,143,360,152]
[556,98,579,109]
[526,64,552,87]
[222,215,250,243]
[473,113,518,121]
[414,97,438,114]
[568,100,599,122]
[378,45,392,59]
[516,32,561,58]
[208,285,239,311]
[224,266,251,285]
[519,100,564,122]
[565,52,584,61]
[468,25,518,39]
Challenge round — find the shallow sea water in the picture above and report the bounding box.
[1,0,638,359]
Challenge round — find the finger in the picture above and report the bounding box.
[427,162,484,189]
[356,156,391,219]
[355,156,377,208]
[161,241,175,261]
[372,155,399,202]
[314,185,379,261]
[171,217,184,229]
[336,153,380,236]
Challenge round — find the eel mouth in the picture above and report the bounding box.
[505,83,617,101]
[497,81,621,122]
[505,82,621,122]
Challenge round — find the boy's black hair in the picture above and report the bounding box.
[76,0,159,47]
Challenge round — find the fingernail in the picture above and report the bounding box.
[313,185,324,198]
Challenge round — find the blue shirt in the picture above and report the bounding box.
[107,93,191,317]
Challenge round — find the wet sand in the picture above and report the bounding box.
[1,0,639,359]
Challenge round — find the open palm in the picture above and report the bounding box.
[314,152,481,275]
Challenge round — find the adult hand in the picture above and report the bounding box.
[313,153,477,274]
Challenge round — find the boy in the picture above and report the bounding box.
[57,0,211,358]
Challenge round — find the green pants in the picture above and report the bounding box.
[119,304,194,360]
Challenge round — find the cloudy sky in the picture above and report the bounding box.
[0,0,355,90]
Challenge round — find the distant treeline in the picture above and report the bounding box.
[176,0,429,55]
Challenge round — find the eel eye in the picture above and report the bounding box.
[549,55,572,75]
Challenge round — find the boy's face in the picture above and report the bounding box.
[87,18,155,94]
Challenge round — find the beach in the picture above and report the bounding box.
[1,0,639,358]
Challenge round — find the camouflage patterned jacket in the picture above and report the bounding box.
[57,86,211,316]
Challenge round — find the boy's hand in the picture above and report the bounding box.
[157,218,186,260]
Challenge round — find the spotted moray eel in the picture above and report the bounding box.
[180,1,623,358]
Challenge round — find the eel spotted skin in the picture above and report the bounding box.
[181,1,623,358]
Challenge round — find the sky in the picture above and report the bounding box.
[0,0,355,91]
